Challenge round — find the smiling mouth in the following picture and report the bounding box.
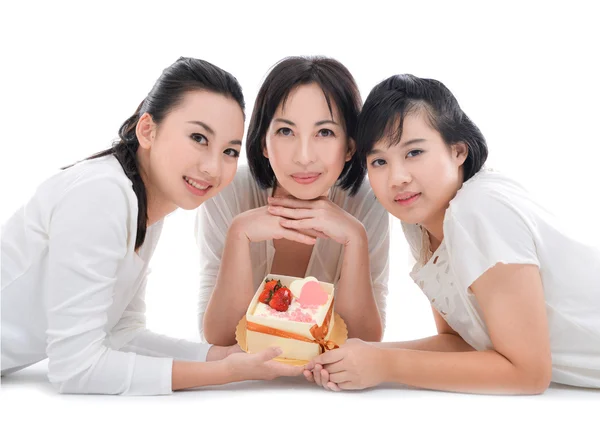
[183,176,213,196]
[395,192,421,205]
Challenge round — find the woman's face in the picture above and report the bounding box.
[263,83,354,200]
[366,112,467,229]
[138,90,245,211]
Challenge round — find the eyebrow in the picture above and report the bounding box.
[187,120,241,146]
[367,138,427,156]
[273,118,340,127]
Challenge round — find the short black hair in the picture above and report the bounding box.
[356,74,488,182]
[246,56,365,196]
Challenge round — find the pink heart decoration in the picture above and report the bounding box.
[297,280,328,308]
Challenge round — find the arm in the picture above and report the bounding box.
[200,199,316,346]
[372,309,474,352]
[271,196,383,341]
[310,263,552,395]
[45,178,176,395]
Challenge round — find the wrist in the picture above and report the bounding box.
[381,348,407,384]
[345,223,368,248]
[229,217,251,243]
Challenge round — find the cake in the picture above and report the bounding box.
[245,274,338,361]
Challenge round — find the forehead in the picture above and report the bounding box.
[276,83,340,122]
[373,111,439,149]
[166,90,244,135]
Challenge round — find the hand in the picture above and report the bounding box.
[267,196,366,246]
[231,205,317,246]
[224,347,304,381]
[304,338,386,391]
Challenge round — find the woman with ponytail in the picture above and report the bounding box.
[1,57,302,395]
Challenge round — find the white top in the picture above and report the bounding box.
[402,168,600,388]
[1,155,210,395]
[195,165,391,340]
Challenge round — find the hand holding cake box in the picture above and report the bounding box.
[240,274,347,362]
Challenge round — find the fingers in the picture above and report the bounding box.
[321,360,344,374]
[268,196,326,209]
[274,228,316,245]
[320,368,331,387]
[303,369,315,383]
[306,349,344,370]
[326,381,342,391]
[313,364,324,387]
[329,371,350,384]
[267,205,314,220]
[280,218,324,233]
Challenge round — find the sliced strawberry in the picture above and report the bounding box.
[258,289,273,304]
[269,289,290,312]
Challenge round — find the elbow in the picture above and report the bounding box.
[520,363,553,395]
[202,322,236,347]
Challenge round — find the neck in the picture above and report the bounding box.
[138,152,177,227]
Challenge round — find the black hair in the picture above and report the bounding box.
[246,56,365,196]
[72,57,244,250]
[356,74,487,182]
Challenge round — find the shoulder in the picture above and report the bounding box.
[446,168,532,224]
[36,155,137,223]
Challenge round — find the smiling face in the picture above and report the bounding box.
[263,83,354,200]
[366,112,467,234]
[137,90,245,213]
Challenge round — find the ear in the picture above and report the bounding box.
[452,142,468,167]
[136,112,156,150]
[262,137,270,159]
[345,138,356,162]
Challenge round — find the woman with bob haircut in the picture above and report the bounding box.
[196,56,390,347]
[305,74,600,394]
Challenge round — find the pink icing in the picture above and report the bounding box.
[298,281,328,308]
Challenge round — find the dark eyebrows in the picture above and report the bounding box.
[315,119,339,127]
[272,118,340,127]
[187,121,215,136]
[273,118,295,126]
[368,138,427,156]
[229,140,242,146]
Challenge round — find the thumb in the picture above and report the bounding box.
[256,346,283,362]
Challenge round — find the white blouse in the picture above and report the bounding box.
[402,168,600,388]
[195,165,391,340]
[1,155,210,395]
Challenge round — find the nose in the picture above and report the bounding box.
[389,161,412,188]
[293,135,317,166]
[198,149,221,180]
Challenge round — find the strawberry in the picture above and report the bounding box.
[258,288,273,304]
[264,279,282,293]
[269,287,292,312]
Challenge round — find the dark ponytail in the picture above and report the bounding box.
[67,57,245,250]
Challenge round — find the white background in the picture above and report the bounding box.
[1,0,599,425]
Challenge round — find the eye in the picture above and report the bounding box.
[191,133,208,145]
[370,158,387,167]
[406,149,423,158]
[317,129,335,137]
[276,127,293,136]
[224,148,240,158]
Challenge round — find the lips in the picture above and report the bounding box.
[291,172,321,185]
[183,176,213,196]
[394,191,421,206]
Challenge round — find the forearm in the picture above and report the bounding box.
[372,333,475,352]
[172,359,238,390]
[335,228,383,341]
[382,348,550,395]
[203,222,255,345]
